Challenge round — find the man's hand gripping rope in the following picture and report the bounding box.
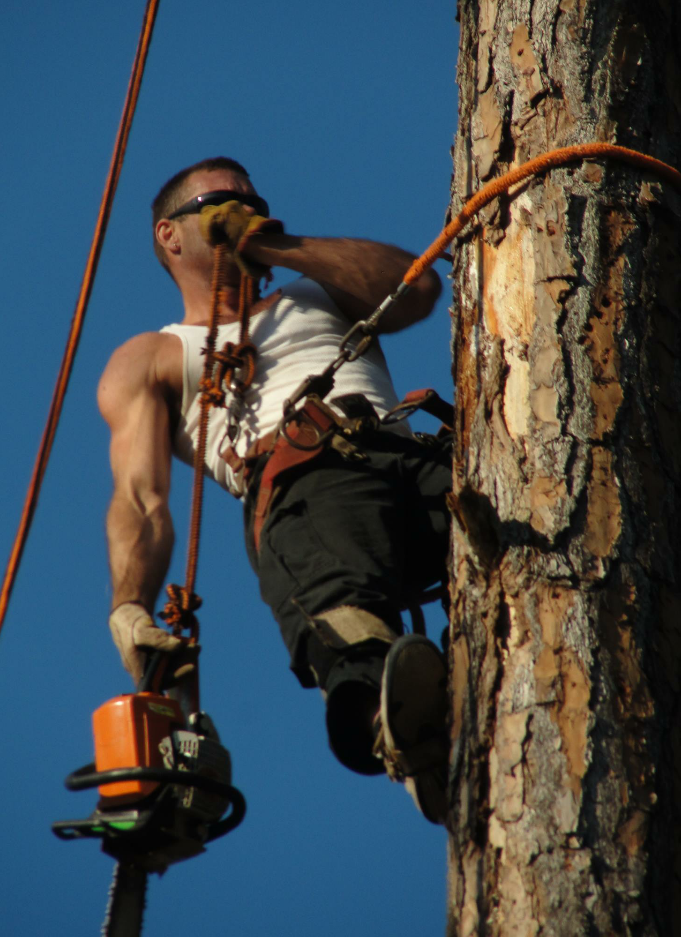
[109,602,192,687]
[199,200,284,280]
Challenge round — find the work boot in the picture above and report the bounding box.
[373,634,449,825]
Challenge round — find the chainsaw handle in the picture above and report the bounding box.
[137,651,165,693]
[64,761,243,801]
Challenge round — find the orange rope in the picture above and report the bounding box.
[404,143,681,285]
[157,249,233,712]
[161,259,258,638]
[0,0,160,637]
[186,245,229,613]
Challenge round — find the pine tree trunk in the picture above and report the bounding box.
[446,1,681,934]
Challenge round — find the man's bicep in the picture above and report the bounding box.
[98,340,173,503]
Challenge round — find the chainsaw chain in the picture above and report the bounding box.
[102,862,148,937]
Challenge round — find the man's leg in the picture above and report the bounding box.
[243,432,452,797]
[245,444,406,773]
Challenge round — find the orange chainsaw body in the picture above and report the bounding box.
[93,692,185,804]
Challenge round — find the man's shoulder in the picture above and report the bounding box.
[98,332,180,422]
[111,330,177,360]
[105,331,180,375]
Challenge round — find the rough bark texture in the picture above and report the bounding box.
[447,1,681,934]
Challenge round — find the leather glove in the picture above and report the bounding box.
[199,200,284,280]
[109,602,185,687]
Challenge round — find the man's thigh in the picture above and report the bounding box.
[256,448,408,622]
[244,432,451,675]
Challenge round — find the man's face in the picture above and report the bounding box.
[180,168,258,207]
[169,169,261,278]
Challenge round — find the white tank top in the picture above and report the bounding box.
[161,278,410,497]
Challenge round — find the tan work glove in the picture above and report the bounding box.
[109,602,184,687]
[199,200,284,280]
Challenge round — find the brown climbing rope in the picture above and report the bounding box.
[0,0,161,637]
[160,247,258,639]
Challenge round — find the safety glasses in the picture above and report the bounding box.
[167,189,270,220]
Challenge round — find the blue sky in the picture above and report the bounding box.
[1,2,459,935]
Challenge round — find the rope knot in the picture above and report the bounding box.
[199,375,226,407]
[215,340,257,393]
[159,583,202,638]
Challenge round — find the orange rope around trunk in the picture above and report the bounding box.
[404,143,681,285]
[0,0,161,636]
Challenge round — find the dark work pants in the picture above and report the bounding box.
[243,428,452,772]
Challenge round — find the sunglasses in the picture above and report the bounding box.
[167,189,270,220]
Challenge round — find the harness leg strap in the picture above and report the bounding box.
[310,605,398,650]
[250,396,342,552]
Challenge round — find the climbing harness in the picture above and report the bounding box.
[213,144,681,638]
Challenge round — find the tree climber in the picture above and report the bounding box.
[99,156,451,824]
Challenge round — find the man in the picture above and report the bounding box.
[100,157,452,824]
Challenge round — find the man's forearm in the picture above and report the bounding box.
[107,493,174,612]
[245,233,441,330]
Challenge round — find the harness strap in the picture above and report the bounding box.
[382,388,454,430]
[224,388,455,552]
[254,396,342,551]
[221,395,341,552]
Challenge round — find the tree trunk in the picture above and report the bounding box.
[446,1,681,934]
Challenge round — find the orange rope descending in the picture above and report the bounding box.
[161,256,258,639]
[404,143,681,285]
[159,244,230,639]
[0,0,161,637]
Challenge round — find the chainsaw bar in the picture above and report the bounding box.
[103,861,148,937]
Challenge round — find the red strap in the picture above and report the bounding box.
[384,388,454,429]
[221,398,335,552]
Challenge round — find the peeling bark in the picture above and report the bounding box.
[447,1,681,934]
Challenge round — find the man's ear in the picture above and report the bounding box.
[156,219,179,255]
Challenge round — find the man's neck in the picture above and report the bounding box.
[179,280,281,326]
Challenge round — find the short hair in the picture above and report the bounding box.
[151,156,250,271]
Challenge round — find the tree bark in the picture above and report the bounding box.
[446,1,681,934]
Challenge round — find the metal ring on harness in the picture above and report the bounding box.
[280,410,336,451]
[381,401,422,425]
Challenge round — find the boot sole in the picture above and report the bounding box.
[380,635,448,824]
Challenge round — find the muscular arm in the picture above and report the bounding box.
[98,333,175,613]
[243,233,442,331]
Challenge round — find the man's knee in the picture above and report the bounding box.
[302,606,400,776]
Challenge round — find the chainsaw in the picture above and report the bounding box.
[53,654,245,936]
